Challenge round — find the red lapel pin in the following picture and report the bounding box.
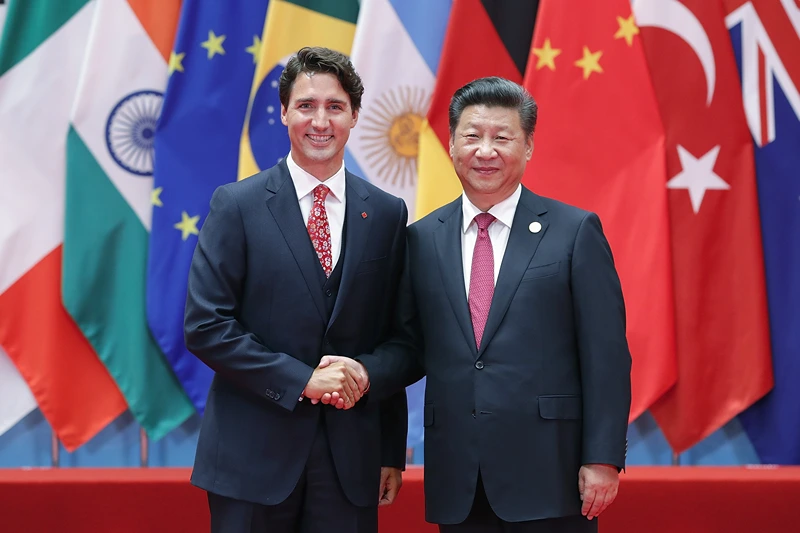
[361,212,368,219]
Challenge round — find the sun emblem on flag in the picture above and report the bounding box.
[360,87,429,188]
[105,90,164,176]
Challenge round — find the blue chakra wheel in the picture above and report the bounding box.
[105,90,164,176]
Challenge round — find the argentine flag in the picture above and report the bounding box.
[348,0,451,457]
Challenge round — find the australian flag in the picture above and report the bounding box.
[728,0,800,464]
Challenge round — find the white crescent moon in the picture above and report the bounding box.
[633,0,716,106]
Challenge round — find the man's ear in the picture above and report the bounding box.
[449,136,455,158]
[351,109,359,128]
[280,105,288,126]
[526,136,534,161]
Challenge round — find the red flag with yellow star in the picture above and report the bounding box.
[635,0,773,453]
[522,0,677,421]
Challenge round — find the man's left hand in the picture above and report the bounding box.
[578,463,619,520]
[379,467,402,506]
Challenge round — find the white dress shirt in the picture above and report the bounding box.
[286,152,347,271]
[461,185,522,297]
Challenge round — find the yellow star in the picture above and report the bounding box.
[201,30,226,60]
[151,187,163,207]
[574,46,603,80]
[531,38,561,71]
[245,35,262,65]
[168,51,185,75]
[174,211,200,241]
[614,14,640,46]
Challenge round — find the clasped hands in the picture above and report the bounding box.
[301,355,370,409]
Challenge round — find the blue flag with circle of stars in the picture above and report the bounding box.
[147,0,270,413]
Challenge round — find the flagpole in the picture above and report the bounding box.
[140,427,149,467]
[672,453,680,466]
[51,431,59,468]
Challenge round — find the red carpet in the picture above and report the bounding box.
[0,466,796,532]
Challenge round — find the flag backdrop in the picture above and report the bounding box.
[0,0,127,450]
[147,0,270,412]
[238,0,359,180]
[523,0,677,421]
[63,0,194,439]
[635,0,773,452]
[415,0,539,220]
[727,0,800,464]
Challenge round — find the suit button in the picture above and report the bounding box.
[274,393,281,401]
[325,289,333,297]
[475,361,484,370]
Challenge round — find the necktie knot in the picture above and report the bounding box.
[313,184,330,204]
[474,213,496,231]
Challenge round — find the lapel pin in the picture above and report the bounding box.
[361,212,368,219]
[529,221,542,234]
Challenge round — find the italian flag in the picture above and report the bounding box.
[63,0,194,439]
[0,0,127,449]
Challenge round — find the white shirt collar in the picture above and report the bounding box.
[286,152,346,202]
[462,185,522,233]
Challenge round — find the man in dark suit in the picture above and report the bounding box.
[323,77,631,532]
[184,47,408,533]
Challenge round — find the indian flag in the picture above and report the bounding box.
[238,0,360,179]
[0,0,127,450]
[63,0,194,439]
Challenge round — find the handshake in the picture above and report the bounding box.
[301,355,370,409]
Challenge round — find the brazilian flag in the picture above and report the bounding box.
[239,0,359,179]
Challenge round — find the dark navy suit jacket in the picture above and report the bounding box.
[185,161,408,507]
[359,187,631,524]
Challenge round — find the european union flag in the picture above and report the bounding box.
[147,0,270,413]
[729,12,800,464]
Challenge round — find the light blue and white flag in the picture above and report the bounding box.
[348,0,451,456]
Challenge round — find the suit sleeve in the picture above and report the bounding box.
[376,200,410,469]
[570,212,632,470]
[184,185,314,411]
[358,226,426,402]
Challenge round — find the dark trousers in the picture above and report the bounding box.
[439,475,597,533]
[207,419,377,533]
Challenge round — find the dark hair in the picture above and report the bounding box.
[279,46,364,112]
[448,76,537,137]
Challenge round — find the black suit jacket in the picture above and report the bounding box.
[359,187,631,524]
[185,161,409,507]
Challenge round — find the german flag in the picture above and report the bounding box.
[415,0,539,219]
[239,0,359,179]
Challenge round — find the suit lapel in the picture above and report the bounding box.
[433,198,478,357]
[328,173,371,330]
[478,188,549,357]
[265,162,327,322]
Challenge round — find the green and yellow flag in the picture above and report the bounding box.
[238,0,359,179]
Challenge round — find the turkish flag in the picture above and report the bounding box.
[635,0,773,452]
[523,0,677,420]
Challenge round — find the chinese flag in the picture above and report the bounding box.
[636,0,773,452]
[522,0,677,420]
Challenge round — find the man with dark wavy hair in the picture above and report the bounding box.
[185,47,408,533]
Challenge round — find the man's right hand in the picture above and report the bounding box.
[302,362,362,408]
[314,356,370,409]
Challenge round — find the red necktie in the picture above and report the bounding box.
[307,184,332,277]
[469,213,496,350]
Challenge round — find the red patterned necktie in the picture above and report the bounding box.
[307,184,332,277]
[469,213,496,350]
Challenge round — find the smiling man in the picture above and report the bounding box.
[325,76,632,532]
[184,47,409,533]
